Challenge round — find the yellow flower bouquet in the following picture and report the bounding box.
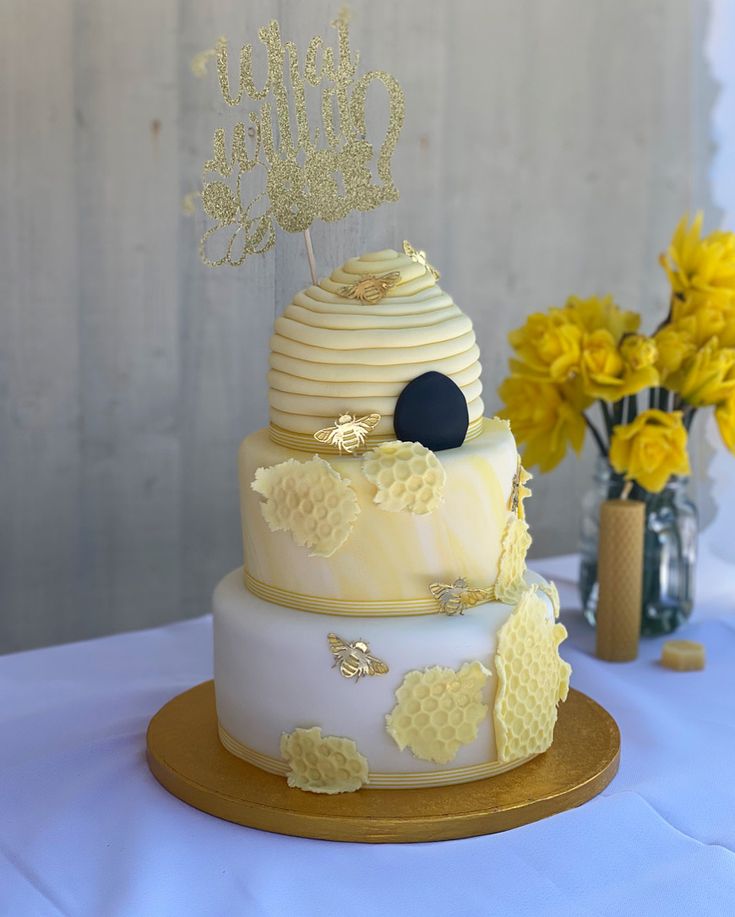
[499,213,735,634]
[500,213,735,492]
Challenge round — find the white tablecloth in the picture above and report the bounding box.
[2,552,735,917]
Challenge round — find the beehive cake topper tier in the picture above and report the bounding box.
[198,10,405,268]
[267,248,484,449]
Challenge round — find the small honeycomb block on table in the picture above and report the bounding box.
[660,640,705,672]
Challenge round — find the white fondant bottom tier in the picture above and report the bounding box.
[213,568,557,789]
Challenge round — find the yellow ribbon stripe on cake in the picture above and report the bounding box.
[219,723,533,789]
[243,571,441,616]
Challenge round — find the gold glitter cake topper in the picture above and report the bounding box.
[198,9,405,269]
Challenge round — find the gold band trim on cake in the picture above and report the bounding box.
[244,570,441,617]
[268,416,484,454]
[218,723,533,789]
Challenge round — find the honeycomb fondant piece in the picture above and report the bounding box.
[280,726,369,794]
[538,579,561,619]
[493,586,571,763]
[362,441,446,515]
[495,513,532,604]
[251,456,359,557]
[491,415,512,433]
[386,661,490,764]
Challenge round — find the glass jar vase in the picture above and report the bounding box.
[579,456,698,636]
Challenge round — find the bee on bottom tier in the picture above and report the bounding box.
[327,633,389,682]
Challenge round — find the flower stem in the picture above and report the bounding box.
[653,293,676,335]
[626,393,638,423]
[600,400,614,437]
[584,413,608,456]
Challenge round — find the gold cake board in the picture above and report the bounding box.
[146,681,620,844]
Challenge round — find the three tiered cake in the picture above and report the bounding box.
[213,246,571,793]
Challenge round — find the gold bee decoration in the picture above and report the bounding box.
[429,578,496,616]
[403,240,440,281]
[340,271,401,305]
[509,457,533,519]
[314,413,381,454]
[327,633,389,682]
[510,458,522,514]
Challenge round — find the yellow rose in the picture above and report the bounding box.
[668,338,735,406]
[581,329,659,401]
[620,334,658,370]
[661,212,735,304]
[508,310,582,382]
[653,324,696,380]
[564,294,640,342]
[673,299,731,346]
[497,376,587,472]
[715,392,735,454]
[581,328,623,384]
[610,409,690,493]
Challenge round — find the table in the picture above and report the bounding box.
[2,549,735,917]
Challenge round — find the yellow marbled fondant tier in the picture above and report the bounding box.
[240,418,518,614]
[269,249,484,443]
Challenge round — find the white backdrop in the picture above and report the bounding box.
[0,0,715,651]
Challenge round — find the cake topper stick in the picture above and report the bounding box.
[197,9,405,278]
[303,228,318,286]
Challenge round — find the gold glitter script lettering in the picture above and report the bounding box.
[199,14,405,267]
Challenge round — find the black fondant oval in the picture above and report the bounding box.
[394,371,470,451]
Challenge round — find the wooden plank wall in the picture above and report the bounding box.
[0,0,712,651]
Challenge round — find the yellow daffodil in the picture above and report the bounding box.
[564,294,640,342]
[661,213,735,305]
[508,310,583,382]
[667,337,735,406]
[653,324,697,380]
[610,409,690,493]
[620,334,658,370]
[498,376,588,472]
[715,392,735,454]
[580,329,659,401]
